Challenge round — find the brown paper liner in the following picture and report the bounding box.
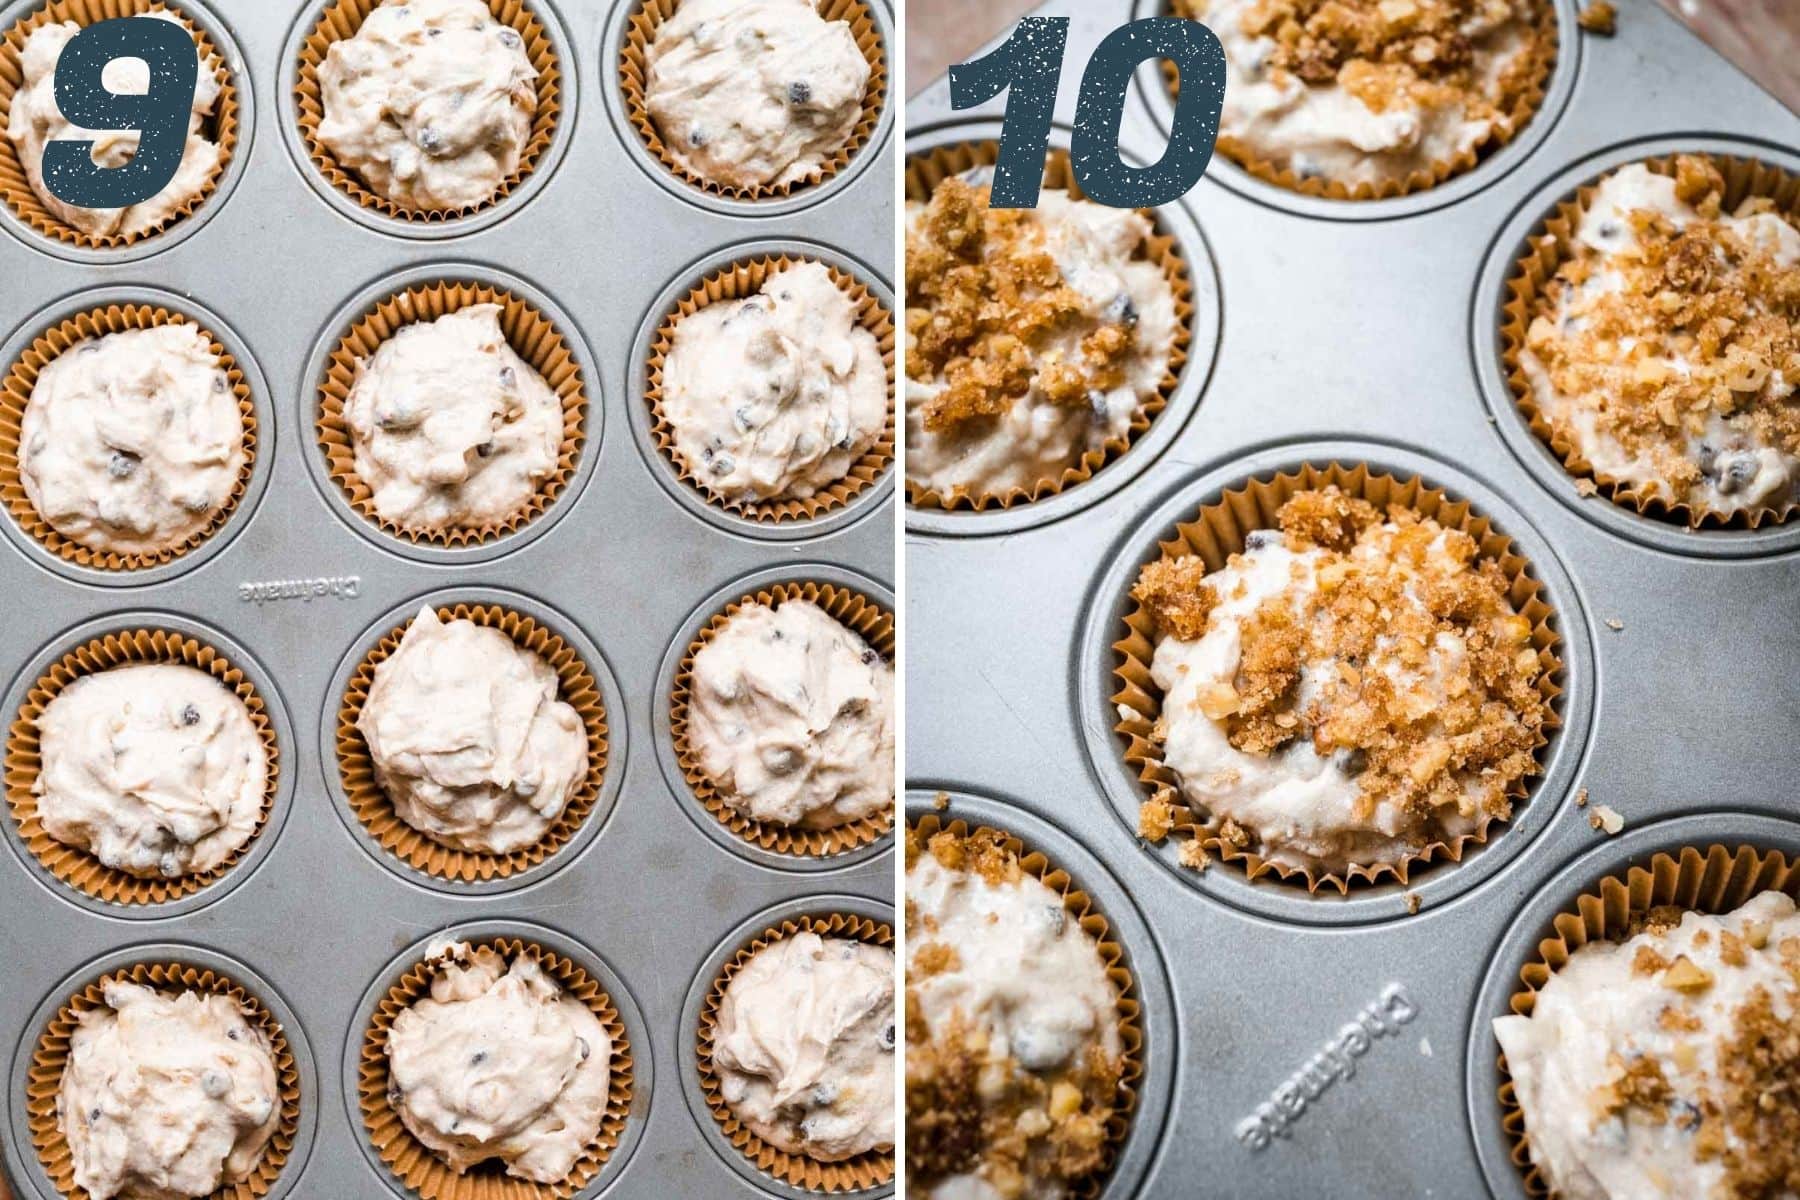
[294,0,562,222]
[671,581,894,857]
[28,960,303,1199]
[316,280,587,547]
[645,255,896,524]
[1110,462,1565,894]
[1497,844,1800,1198]
[359,936,634,1198]
[620,0,887,200]
[4,628,280,906]
[0,0,237,249]
[0,303,256,571]
[1163,0,1557,201]
[335,603,608,883]
[1501,152,1800,529]
[696,912,895,1192]
[906,815,1143,1199]
[903,142,1195,511]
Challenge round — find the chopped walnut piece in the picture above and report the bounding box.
[1577,0,1616,35]
[1662,955,1716,993]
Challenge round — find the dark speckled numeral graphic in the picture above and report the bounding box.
[949,17,1068,209]
[42,16,197,210]
[951,16,1225,210]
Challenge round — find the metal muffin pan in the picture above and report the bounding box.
[0,0,894,1195]
[908,2,1800,1195]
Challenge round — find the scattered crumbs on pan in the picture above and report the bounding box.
[1178,838,1211,871]
[1574,477,1599,497]
[1575,788,1589,808]
[1405,892,1422,916]
[932,791,949,810]
[1578,0,1617,35]
[1605,618,1624,631]
[1589,804,1625,835]
[1419,1036,1434,1058]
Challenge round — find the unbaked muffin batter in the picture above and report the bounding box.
[20,324,243,556]
[58,981,280,1200]
[35,663,266,880]
[645,0,870,189]
[1192,0,1547,190]
[7,13,222,238]
[387,941,610,1183]
[359,607,585,854]
[1132,487,1549,876]
[1521,156,1800,518]
[906,826,1124,1199]
[1494,892,1800,1200]
[906,174,1177,498]
[663,262,886,504]
[316,0,539,211]
[690,600,893,830]
[713,932,894,1161]
[343,304,562,533]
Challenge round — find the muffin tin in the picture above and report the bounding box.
[0,0,893,1196]
[908,2,1800,1196]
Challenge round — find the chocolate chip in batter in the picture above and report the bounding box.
[1104,293,1139,327]
[499,365,516,389]
[577,1036,591,1061]
[1245,528,1283,551]
[733,406,757,432]
[201,1069,231,1098]
[88,1107,101,1124]
[213,373,228,393]
[470,1050,488,1066]
[108,450,139,479]
[180,704,201,726]
[810,1083,838,1106]
[475,441,495,459]
[418,127,444,154]
[879,1023,895,1051]
[689,128,709,148]
[860,649,880,666]
[788,81,812,104]
[498,27,521,49]
[710,453,735,476]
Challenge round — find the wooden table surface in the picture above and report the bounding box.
[907,0,1800,112]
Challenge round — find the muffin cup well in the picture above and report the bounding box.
[294,0,562,223]
[27,960,303,1200]
[1110,462,1565,894]
[906,814,1143,1198]
[315,279,587,548]
[620,0,887,201]
[1163,0,1557,201]
[0,303,256,571]
[1496,844,1800,1198]
[357,936,634,1199]
[646,254,895,524]
[903,142,1195,512]
[1502,151,1800,529]
[696,912,895,1193]
[671,580,894,858]
[334,602,608,884]
[0,0,237,249]
[4,627,279,907]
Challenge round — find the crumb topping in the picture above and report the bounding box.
[904,827,1123,1197]
[1135,487,1550,827]
[1526,156,1800,511]
[1235,0,1544,121]
[905,177,1143,432]
[1576,0,1616,35]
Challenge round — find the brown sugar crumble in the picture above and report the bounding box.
[1134,487,1551,837]
[1525,155,1800,515]
[905,827,1124,1197]
[1226,0,1548,131]
[1577,0,1616,35]
[905,176,1145,434]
